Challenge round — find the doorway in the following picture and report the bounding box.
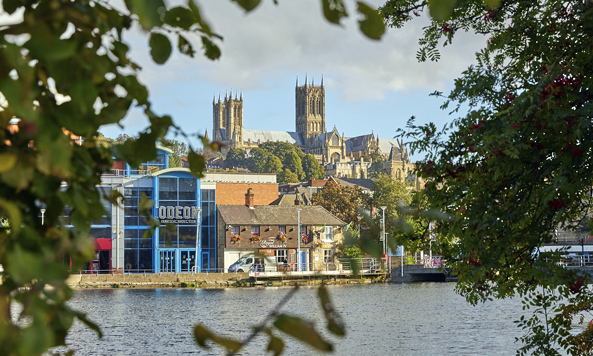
[159,250,176,273]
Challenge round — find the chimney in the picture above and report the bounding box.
[245,188,254,208]
[294,193,304,206]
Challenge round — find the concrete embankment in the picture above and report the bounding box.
[66,272,381,289]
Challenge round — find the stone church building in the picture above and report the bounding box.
[212,76,416,183]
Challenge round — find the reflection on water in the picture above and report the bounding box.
[59,283,528,355]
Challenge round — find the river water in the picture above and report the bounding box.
[59,283,529,355]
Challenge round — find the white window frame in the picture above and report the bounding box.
[276,249,288,264]
[323,249,333,264]
[323,226,334,241]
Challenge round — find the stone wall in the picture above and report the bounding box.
[67,272,249,289]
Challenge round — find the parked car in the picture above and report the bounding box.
[228,254,276,272]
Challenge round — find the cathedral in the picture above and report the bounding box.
[212,76,416,183]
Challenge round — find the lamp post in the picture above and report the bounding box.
[40,208,46,225]
[380,206,387,263]
[194,207,202,273]
[297,207,302,272]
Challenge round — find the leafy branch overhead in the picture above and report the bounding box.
[382,0,593,354]
[0,0,384,355]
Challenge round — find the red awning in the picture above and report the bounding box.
[94,238,112,250]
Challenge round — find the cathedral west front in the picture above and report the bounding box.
[212,75,416,184]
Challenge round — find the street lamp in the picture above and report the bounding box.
[40,208,46,225]
[297,207,302,272]
[194,207,202,273]
[380,206,387,263]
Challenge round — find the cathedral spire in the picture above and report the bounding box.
[240,91,243,100]
[305,73,308,87]
[296,76,299,87]
[321,75,324,88]
[204,129,209,141]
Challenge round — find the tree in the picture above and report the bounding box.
[259,141,304,162]
[277,168,299,184]
[160,138,188,168]
[264,155,283,174]
[0,0,385,355]
[367,152,385,178]
[302,154,325,180]
[283,151,305,181]
[247,147,270,173]
[225,148,246,169]
[372,173,411,244]
[382,0,593,354]
[312,181,367,225]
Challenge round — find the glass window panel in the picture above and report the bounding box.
[125,216,139,226]
[139,250,153,271]
[124,250,138,271]
[139,188,153,200]
[279,226,286,234]
[179,178,196,200]
[179,226,197,248]
[124,230,138,239]
[159,226,177,248]
[201,226,208,248]
[90,228,111,239]
[209,226,216,248]
[159,177,177,200]
[201,189,210,202]
[139,237,152,248]
[124,239,138,248]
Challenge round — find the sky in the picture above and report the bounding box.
[99,0,487,161]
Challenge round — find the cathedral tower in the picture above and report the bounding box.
[295,75,325,140]
[213,90,243,151]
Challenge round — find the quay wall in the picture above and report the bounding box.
[66,272,380,289]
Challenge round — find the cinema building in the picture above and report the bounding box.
[85,146,277,274]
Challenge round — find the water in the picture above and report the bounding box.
[59,283,527,355]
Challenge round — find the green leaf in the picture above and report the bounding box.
[273,314,334,351]
[149,33,172,65]
[232,0,262,12]
[164,7,196,30]
[0,153,17,172]
[427,0,457,21]
[357,2,385,40]
[188,150,206,178]
[2,0,23,14]
[193,324,243,352]
[0,197,21,235]
[25,36,76,61]
[178,34,195,57]
[266,334,285,356]
[201,36,221,60]
[188,0,215,37]
[483,0,501,8]
[322,0,348,25]
[318,283,346,336]
[126,0,165,30]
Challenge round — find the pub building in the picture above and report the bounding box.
[217,192,347,272]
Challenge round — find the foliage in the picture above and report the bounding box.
[277,168,299,184]
[225,147,247,169]
[382,0,593,354]
[302,153,325,180]
[367,152,386,178]
[259,141,304,161]
[0,0,384,355]
[160,138,188,168]
[283,151,305,181]
[247,147,269,173]
[312,181,368,225]
[264,155,283,174]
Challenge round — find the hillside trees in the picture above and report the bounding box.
[381,0,593,353]
[225,147,247,169]
[303,153,325,180]
[0,1,385,355]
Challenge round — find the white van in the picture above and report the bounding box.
[227,254,276,273]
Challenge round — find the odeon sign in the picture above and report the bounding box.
[156,206,201,224]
